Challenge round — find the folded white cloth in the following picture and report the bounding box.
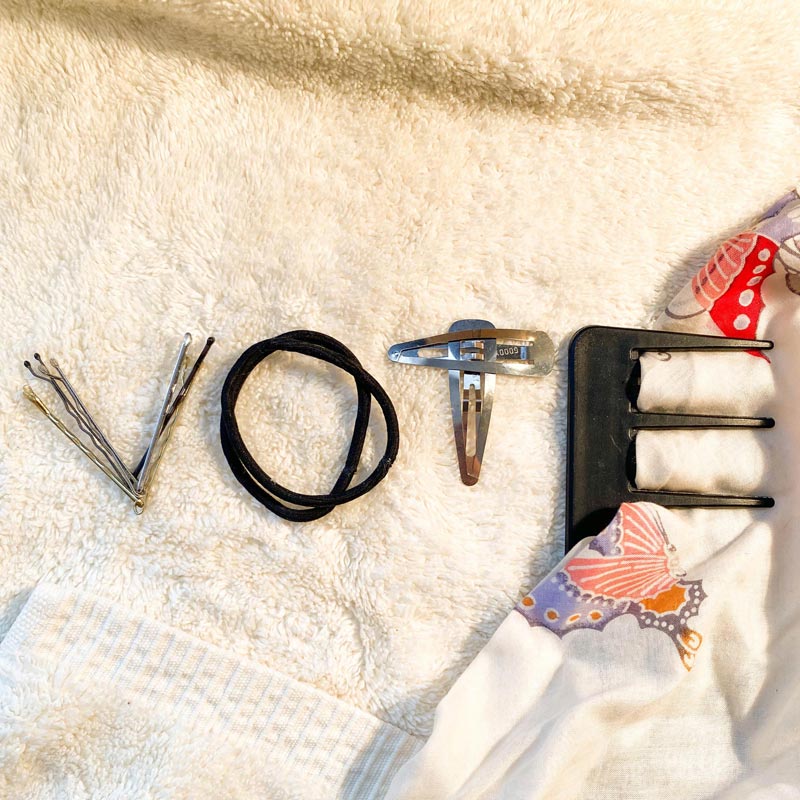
[0,583,420,799]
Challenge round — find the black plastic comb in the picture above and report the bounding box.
[565,326,775,552]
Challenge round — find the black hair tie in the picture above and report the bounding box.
[220,330,399,521]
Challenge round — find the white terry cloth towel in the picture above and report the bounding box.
[385,193,800,799]
[6,0,800,749]
[0,582,420,798]
[5,3,800,796]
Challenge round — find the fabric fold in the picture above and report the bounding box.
[386,503,724,799]
[0,583,420,799]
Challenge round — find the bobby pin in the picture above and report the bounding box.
[23,333,214,513]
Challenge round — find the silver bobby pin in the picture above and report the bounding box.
[23,333,215,513]
[388,320,555,485]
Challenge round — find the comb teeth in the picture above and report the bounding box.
[566,326,775,551]
[627,329,774,354]
[629,490,775,508]
[630,412,774,429]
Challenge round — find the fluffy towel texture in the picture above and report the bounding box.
[3,0,800,747]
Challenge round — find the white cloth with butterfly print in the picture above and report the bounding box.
[386,191,800,800]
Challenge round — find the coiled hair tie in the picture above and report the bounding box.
[220,330,399,521]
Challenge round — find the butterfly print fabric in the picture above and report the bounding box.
[516,503,706,670]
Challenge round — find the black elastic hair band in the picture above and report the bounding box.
[220,330,399,521]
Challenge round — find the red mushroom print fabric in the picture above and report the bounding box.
[665,190,800,349]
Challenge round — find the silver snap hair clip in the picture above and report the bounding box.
[388,320,555,485]
[23,333,214,513]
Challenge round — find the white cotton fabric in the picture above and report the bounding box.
[635,428,773,495]
[0,583,420,798]
[387,505,778,799]
[637,351,774,418]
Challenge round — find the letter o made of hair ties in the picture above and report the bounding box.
[219,330,399,521]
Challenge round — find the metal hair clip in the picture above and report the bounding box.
[388,319,555,485]
[23,333,214,513]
